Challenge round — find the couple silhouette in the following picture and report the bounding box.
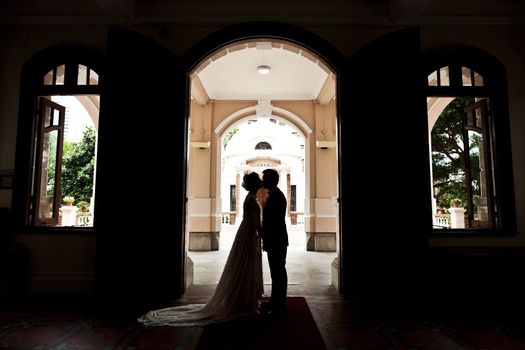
[138,168,288,326]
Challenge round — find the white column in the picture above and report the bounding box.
[448,207,466,228]
[61,206,76,226]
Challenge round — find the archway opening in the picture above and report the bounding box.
[184,38,340,297]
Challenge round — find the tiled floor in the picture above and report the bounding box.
[182,224,525,349]
[188,223,337,293]
[3,292,523,349]
[2,224,524,349]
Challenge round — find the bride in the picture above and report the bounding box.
[138,172,265,326]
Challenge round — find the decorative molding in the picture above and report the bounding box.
[255,100,273,117]
[214,105,312,137]
[190,141,211,149]
[190,74,210,106]
[316,75,336,105]
[316,140,336,149]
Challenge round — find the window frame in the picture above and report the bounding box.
[230,184,236,212]
[13,45,103,232]
[425,47,517,237]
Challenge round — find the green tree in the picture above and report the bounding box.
[431,96,475,208]
[61,127,96,203]
[46,138,74,196]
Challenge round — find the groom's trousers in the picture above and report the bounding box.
[267,246,288,308]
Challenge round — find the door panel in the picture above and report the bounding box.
[339,28,430,300]
[96,27,188,302]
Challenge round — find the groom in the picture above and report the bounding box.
[261,168,289,315]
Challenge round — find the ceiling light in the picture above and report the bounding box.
[257,65,271,75]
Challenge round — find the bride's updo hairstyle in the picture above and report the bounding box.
[242,172,262,192]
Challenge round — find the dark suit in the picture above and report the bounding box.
[262,186,288,308]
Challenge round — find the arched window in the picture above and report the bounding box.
[14,46,102,228]
[255,141,272,150]
[426,47,516,233]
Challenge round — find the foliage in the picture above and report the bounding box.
[76,200,90,209]
[63,195,75,203]
[431,96,476,209]
[223,127,238,150]
[450,197,462,208]
[61,127,96,203]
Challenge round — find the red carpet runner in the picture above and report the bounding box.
[196,296,327,349]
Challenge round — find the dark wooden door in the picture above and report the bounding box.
[96,27,188,303]
[339,28,431,300]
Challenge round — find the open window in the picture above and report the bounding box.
[426,49,516,234]
[15,51,102,229]
[34,97,66,225]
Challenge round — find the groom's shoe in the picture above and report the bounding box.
[260,300,272,315]
[268,304,286,318]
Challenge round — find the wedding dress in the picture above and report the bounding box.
[138,192,263,327]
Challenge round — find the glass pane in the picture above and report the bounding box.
[475,106,483,128]
[44,69,54,85]
[38,130,59,221]
[55,64,65,85]
[439,66,449,86]
[473,71,484,86]
[465,109,474,127]
[430,96,474,229]
[89,69,99,85]
[78,64,88,85]
[462,66,472,86]
[428,70,438,86]
[52,108,60,126]
[230,185,236,211]
[468,130,490,228]
[43,105,53,127]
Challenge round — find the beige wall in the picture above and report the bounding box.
[186,99,339,236]
[14,234,96,294]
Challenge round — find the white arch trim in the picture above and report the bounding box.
[214,105,313,138]
[427,97,453,133]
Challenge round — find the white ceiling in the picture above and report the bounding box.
[196,45,329,101]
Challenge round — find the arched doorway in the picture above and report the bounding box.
[184,37,341,296]
[93,25,428,302]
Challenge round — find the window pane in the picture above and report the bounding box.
[473,71,484,86]
[439,66,450,86]
[468,130,490,228]
[43,105,53,127]
[52,108,60,126]
[230,185,236,211]
[44,69,54,85]
[255,141,272,150]
[39,95,99,228]
[38,130,59,222]
[55,65,65,85]
[78,64,88,85]
[462,66,472,86]
[428,70,438,86]
[475,105,483,128]
[89,69,99,85]
[290,185,297,212]
[465,109,474,127]
[430,96,472,228]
